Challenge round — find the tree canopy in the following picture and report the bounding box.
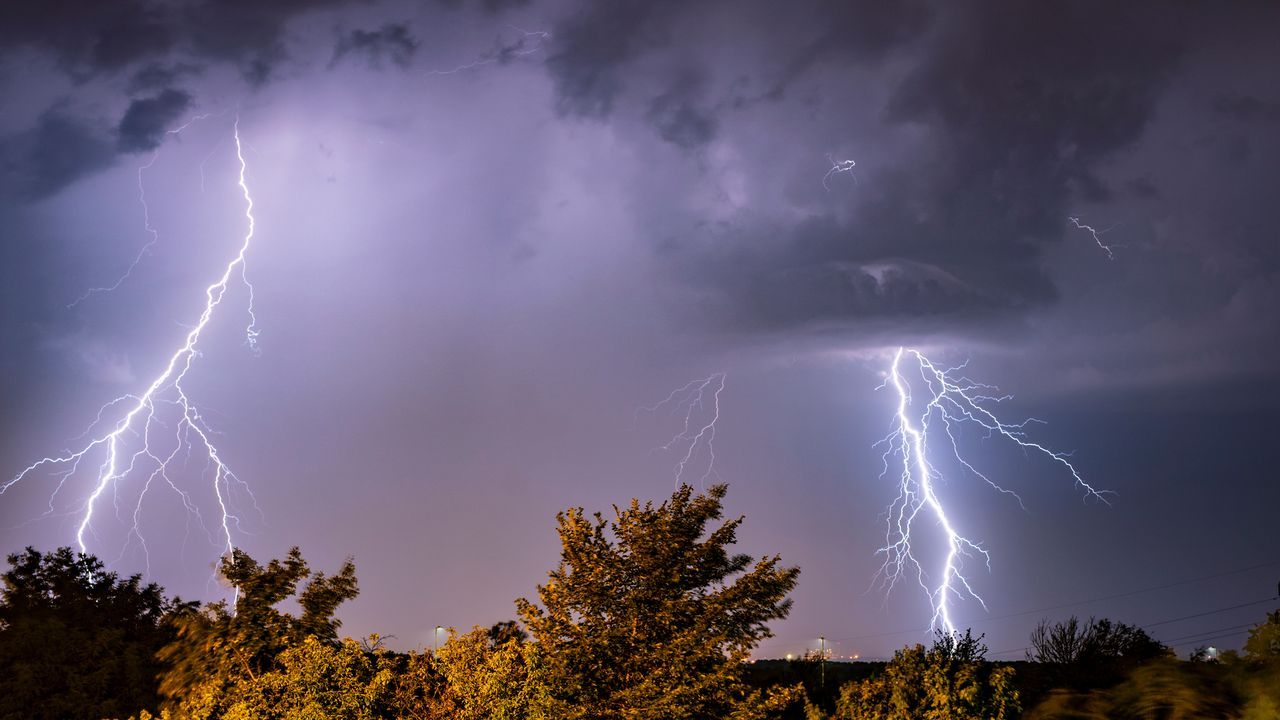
[832,631,1020,720]
[0,546,184,720]
[516,483,802,719]
[155,547,359,718]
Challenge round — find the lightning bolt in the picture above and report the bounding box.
[875,347,1108,635]
[1067,216,1116,259]
[68,114,217,308]
[823,155,857,190]
[3,118,261,582]
[638,373,726,487]
[427,25,551,76]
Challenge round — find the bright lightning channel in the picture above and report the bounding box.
[1067,216,1116,259]
[823,155,857,190]
[875,347,1108,635]
[638,373,726,487]
[2,118,261,579]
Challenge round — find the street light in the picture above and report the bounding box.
[819,636,827,688]
[434,625,444,653]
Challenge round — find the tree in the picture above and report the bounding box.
[155,547,359,718]
[834,630,1020,720]
[515,483,802,719]
[1029,616,1166,666]
[429,625,548,720]
[1028,615,1168,690]
[1244,609,1280,661]
[487,619,529,647]
[0,547,185,720]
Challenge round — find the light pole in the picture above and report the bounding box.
[819,636,827,688]
[434,625,444,653]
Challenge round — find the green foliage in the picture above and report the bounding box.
[515,483,802,719]
[0,546,185,720]
[155,547,359,719]
[428,625,548,719]
[216,636,399,719]
[1243,609,1280,661]
[834,631,1020,720]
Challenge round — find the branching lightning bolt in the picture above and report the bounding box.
[875,347,1109,635]
[638,373,726,488]
[4,118,261,580]
[68,114,216,308]
[823,155,857,190]
[1067,216,1116,259]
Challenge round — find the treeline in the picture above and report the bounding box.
[1,484,1278,719]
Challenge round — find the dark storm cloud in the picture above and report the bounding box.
[331,23,419,70]
[0,108,115,201]
[544,0,675,119]
[127,62,204,93]
[0,0,176,76]
[742,0,934,104]
[429,0,531,11]
[180,0,368,85]
[116,88,194,153]
[545,0,932,119]
[1212,93,1280,124]
[668,206,1057,334]
[665,2,1186,334]
[478,0,532,13]
[645,75,717,150]
[0,0,370,85]
[0,0,412,201]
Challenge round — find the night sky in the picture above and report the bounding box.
[2,0,1279,661]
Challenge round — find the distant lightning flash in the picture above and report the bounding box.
[875,347,1108,635]
[68,114,216,308]
[427,26,550,76]
[823,155,857,190]
[3,118,261,579]
[1067,216,1116,259]
[638,373,726,487]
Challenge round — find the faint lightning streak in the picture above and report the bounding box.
[427,26,550,76]
[3,118,260,581]
[68,114,215,308]
[1067,216,1116,259]
[823,155,857,190]
[875,347,1108,635]
[638,373,726,487]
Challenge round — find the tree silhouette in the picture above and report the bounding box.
[0,547,185,720]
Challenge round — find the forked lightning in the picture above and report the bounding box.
[3,119,261,577]
[876,347,1108,634]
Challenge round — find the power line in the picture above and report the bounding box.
[989,597,1278,658]
[1162,622,1256,646]
[1167,629,1254,648]
[761,560,1280,648]
[1142,597,1276,630]
[967,561,1280,629]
